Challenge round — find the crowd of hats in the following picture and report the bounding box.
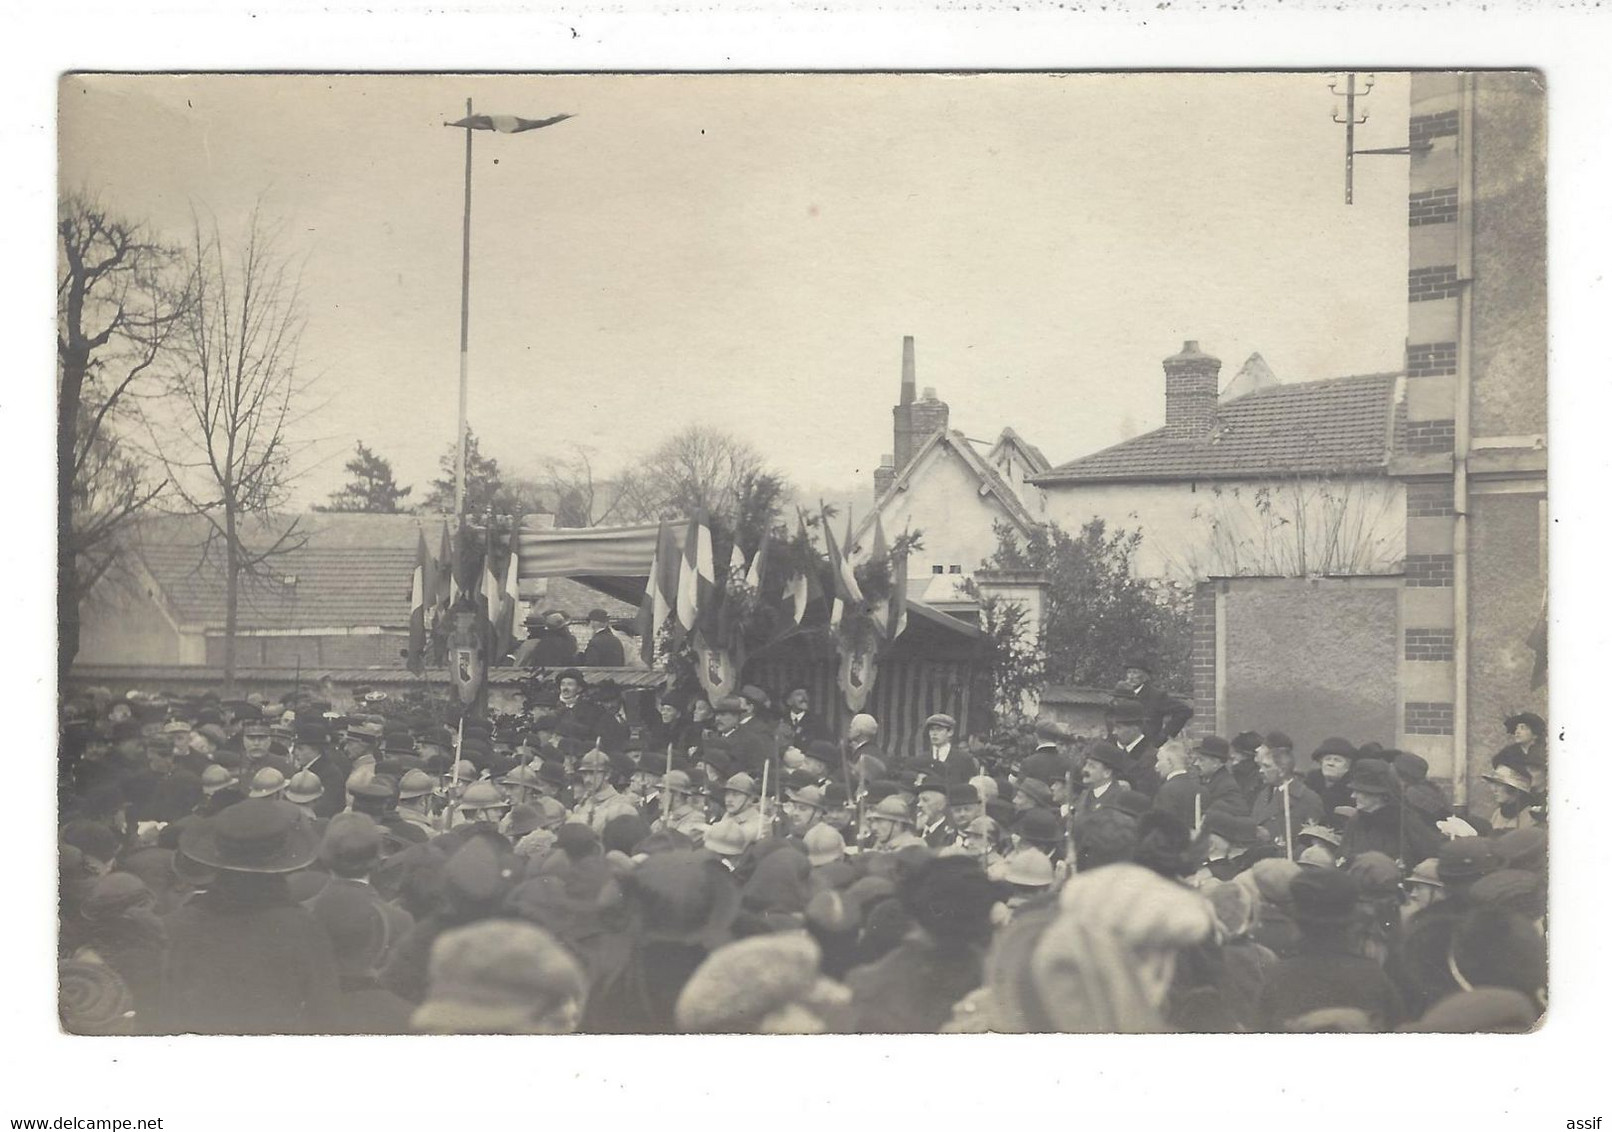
[55,682,1547,1035]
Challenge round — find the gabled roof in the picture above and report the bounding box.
[859,428,1040,543]
[1031,372,1402,486]
[986,428,1051,475]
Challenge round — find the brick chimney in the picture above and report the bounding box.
[1162,340,1222,440]
[874,454,897,498]
[885,336,953,496]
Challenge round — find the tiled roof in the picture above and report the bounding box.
[132,513,428,630]
[127,512,634,631]
[1032,372,1401,485]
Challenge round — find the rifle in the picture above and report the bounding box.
[1065,764,1078,873]
[1282,779,1295,862]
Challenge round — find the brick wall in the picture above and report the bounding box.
[1409,187,1459,227]
[1406,479,1456,517]
[1189,582,1217,739]
[206,632,412,668]
[1404,628,1455,662]
[1409,265,1462,303]
[1409,109,1460,148]
[1406,341,1458,378]
[1404,419,1456,454]
[1405,700,1456,735]
[1404,553,1455,588]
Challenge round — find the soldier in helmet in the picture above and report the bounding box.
[247,766,288,802]
[719,772,766,845]
[395,769,438,836]
[864,796,924,852]
[572,748,639,834]
[285,770,328,828]
[656,770,711,846]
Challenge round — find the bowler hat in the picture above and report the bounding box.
[587,608,610,622]
[179,799,319,874]
[1200,810,1262,849]
[1016,808,1063,845]
[1083,740,1129,773]
[1264,729,1294,752]
[1348,758,1398,797]
[1231,731,1264,755]
[1122,655,1153,673]
[947,783,980,807]
[1394,751,1430,784]
[1107,699,1147,725]
[804,740,840,766]
[1288,867,1361,925]
[1192,736,1232,761]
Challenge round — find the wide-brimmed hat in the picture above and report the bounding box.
[1348,758,1398,797]
[1311,737,1358,762]
[1502,711,1545,737]
[178,799,319,874]
[1000,847,1054,888]
[1296,822,1343,849]
[1481,764,1533,794]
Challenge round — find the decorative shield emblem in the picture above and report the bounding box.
[448,609,486,708]
[836,621,880,712]
[693,631,742,703]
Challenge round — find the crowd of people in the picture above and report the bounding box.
[56,658,1548,1035]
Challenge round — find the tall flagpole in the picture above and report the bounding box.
[455,96,474,585]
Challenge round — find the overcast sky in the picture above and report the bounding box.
[59,72,1410,510]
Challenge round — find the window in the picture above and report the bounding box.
[948,565,962,574]
[932,565,945,575]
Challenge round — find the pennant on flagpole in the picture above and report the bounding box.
[446,113,575,134]
[437,521,455,612]
[408,529,430,674]
[745,532,769,592]
[676,510,715,636]
[498,541,521,661]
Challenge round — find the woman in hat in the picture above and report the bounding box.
[1302,737,1359,820]
[157,798,340,1033]
[1338,758,1442,866]
[1483,750,1542,832]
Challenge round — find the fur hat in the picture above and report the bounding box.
[675,931,846,1033]
[412,919,587,1034]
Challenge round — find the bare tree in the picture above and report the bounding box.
[1175,475,1404,579]
[616,425,770,522]
[57,192,191,678]
[147,205,312,688]
[542,445,629,527]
